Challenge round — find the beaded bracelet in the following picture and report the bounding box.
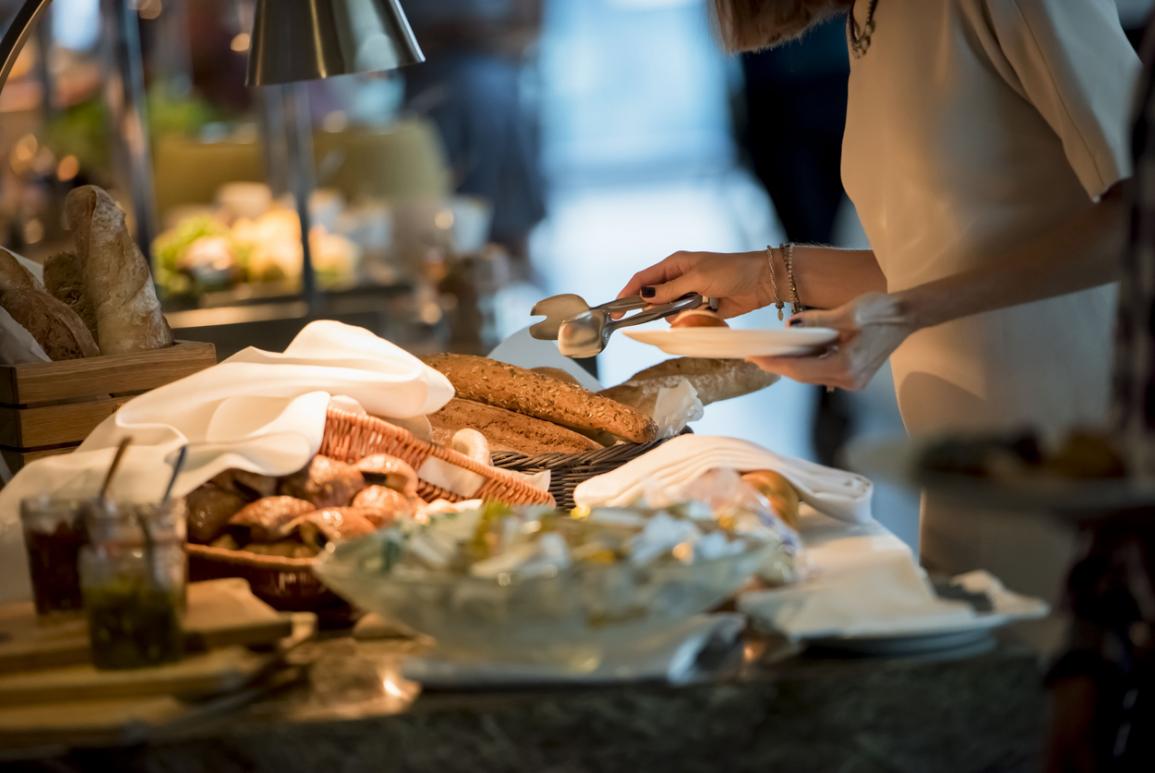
[782,242,803,314]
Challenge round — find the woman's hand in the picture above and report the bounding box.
[617,250,772,318]
[749,293,915,391]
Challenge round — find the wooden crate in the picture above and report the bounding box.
[0,341,217,475]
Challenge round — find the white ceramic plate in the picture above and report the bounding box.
[808,628,996,657]
[846,436,1155,519]
[623,327,839,358]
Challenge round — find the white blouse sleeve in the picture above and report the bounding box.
[985,0,1140,199]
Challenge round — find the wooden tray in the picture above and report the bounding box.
[0,612,314,705]
[0,340,217,475]
[0,578,294,674]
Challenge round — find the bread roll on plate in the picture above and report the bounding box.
[670,308,728,328]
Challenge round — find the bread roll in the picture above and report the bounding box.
[351,486,418,523]
[671,309,727,328]
[742,470,800,529]
[602,358,778,406]
[424,353,658,443]
[44,251,97,339]
[186,484,249,544]
[295,508,379,550]
[0,247,39,291]
[228,496,315,543]
[64,185,173,354]
[0,288,100,360]
[279,456,365,507]
[430,397,604,456]
[354,454,419,497]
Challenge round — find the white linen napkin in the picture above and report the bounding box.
[739,545,1049,641]
[739,552,978,640]
[573,435,874,524]
[0,320,455,602]
[400,613,745,687]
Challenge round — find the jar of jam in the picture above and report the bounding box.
[19,497,93,618]
[80,501,186,670]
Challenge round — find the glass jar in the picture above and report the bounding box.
[80,501,187,670]
[19,496,93,618]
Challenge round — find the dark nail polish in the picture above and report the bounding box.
[787,317,802,327]
[641,286,656,299]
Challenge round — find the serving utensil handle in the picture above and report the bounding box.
[610,293,708,330]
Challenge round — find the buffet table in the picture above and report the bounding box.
[2,636,1046,773]
[0,514,1051,773]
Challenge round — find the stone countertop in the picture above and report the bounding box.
[2,633,1048,773]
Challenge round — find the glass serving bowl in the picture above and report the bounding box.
[314,530,770,671]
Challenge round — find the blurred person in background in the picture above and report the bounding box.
[402,0,546,267]
[1044,12,1155,770]
[619,0,1138,612]
[733,16,852,466]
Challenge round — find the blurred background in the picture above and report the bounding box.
[3,0,1150,546]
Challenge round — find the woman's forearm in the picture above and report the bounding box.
[772,245,886,310]
[896,188,1127,331]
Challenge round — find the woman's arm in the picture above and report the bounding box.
[618,246,883,317]
[898,187,1126,330]
[753,187,1126,390]
[778,245,885,311]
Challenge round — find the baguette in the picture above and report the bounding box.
[44,251,98,339]
[424,353,658,443]
[602,358,778,406]
[430,398,603,456]
[0,288,100,360]
[65,185,173,354]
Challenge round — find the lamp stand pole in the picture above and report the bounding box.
[100,0,157,255]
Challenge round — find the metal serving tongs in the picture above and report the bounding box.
[530,292,713,357]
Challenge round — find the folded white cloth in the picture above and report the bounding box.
[740,552,976,640]
[573,435,874,524]
[739,520,1049,641]
[400,613,745,687]
[0,320,454,602]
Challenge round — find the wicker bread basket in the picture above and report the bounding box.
[187,408,555,616]
[491,435,678,510]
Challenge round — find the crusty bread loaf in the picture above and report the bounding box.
[430,398,604,456]
[0,246,40,291]
[44,251,97,339]
[0,288,101,360]
[424,353,659,443]
[65,185,173,354]
[601,358,778,406]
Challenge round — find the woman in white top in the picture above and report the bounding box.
[620,0,1139,602]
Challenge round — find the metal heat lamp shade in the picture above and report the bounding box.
[246,0,425,86]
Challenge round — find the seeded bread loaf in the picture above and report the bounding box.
[423,353,659,443]
[601,358,778,406]
[430,398,604,455]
